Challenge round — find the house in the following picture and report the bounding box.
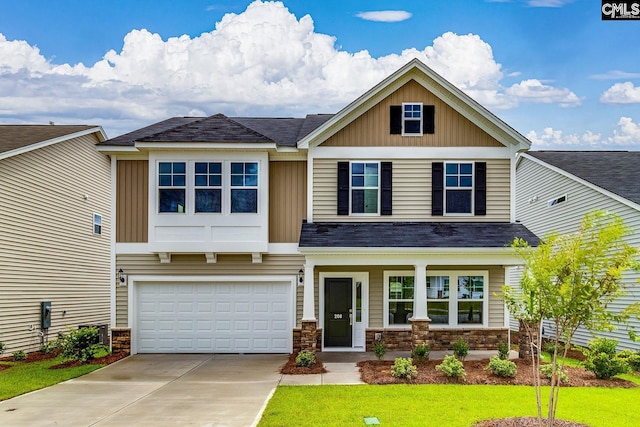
[513,151,640,351]
[0,125,111,354]
[97,59,539,355]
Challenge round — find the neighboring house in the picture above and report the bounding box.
[0,125,111,354]
[513,151,640,351]
[97,59,538,355]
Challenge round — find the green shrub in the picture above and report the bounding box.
[60,327,107,362]
[452,338,469,361]
[582,338,629,379]
[540,364,569,383]
[391,357,418,381]
[411,344,430,362]
[617,350,640,372]
[487,355,517,378]
[497,341,510,360]
[436,355,466,380]
[373,340,386,360]
[295,350,316,367]
[40,339,60,354]
[12,350,27,361]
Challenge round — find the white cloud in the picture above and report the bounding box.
[0,0,582,137]
[356,11,412,23]
[600,82,640,104]
[527,0,573,7]
[527,117,640,149]
[506,79,581,107]
[590,70,640,80]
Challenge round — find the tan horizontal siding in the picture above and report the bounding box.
[313,158,510,222]
[0,134,111,354]
[269,161,307,243]
[116,160,148,243]
[323,80,503,147]
[115,254,304,327]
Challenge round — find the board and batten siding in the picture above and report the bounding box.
[115,254,304,327]
[514,157,640,350]
[116,160,148,243]
[269,161,307,243]
[0,134,111,353]
[322,80,503,148]
[313,158,511,222]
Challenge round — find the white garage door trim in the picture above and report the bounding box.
[127,275,296,354]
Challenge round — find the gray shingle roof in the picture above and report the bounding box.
[527,151,640,206]
[0,125,96,154]
[299,222,539,248]
[99,113,334,148]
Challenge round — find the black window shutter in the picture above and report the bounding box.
[381,162,392,215]
[474,162,487,216]
[432,162,443,216]
[337,161,349,215]
[423,105,435,134]
[390,106,402,134]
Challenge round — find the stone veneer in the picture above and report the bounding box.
[111,327,131,355]
[293,321,322,353]
[365,327,509,351]
[518,320,540,358]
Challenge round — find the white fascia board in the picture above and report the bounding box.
[134,142,277,150]
[312,146,512,159]
[299,247,524,266]
[96,145,140,154]
[520,153,640,213]
[1,126,106,160]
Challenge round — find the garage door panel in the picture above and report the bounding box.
[136,282,291,353]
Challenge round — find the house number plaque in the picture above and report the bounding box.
[333,313,343,319]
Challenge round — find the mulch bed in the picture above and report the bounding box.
[0,351,128,370]
[358,358,637,388]
[474,417,589,426]
[280,353,326,374]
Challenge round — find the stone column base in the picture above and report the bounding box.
[300,320,318,353]
[111,327,131,355]
[519,320,540,359]
[410,318,431,349]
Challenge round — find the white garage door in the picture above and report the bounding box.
[136,282,292,353]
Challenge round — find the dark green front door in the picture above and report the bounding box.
[324,278,353,347]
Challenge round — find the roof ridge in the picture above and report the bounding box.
[223,115,276,143]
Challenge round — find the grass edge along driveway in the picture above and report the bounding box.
[258,383,640,427]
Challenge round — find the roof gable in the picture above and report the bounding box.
[523,151,640,207]
[297,58,531,151]
[0,125,105,159]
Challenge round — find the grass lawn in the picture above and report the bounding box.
[260,380,640,427]
[0,355,104,401]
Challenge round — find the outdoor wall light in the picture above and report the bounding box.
[297,268,305,285]
[117,268,127,286]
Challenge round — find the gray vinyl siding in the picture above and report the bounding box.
[0,134,111,354]
[115,254,304,327]
[313,158,511,222]
[514,157,640,350]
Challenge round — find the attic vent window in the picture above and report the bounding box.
[548,195,567,207]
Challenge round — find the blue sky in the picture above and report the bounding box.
[1,0,639,149]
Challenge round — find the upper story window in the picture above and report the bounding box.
[445,162,474,215]
[230,162,258,213]
[402,103,423,135]
[351,162,379,214]
[195,162,222,213]
[158,162,186,213]
[93,213,102,235]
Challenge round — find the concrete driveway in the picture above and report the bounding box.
[0,354,285,427]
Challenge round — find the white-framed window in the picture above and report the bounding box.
[156,160,260,214]
[158,161,186,213]
[92,213,102,235]
[350,161,380,215]
[384,270,488,327]
[230,162,258,213]
[445,162,474,215]
[385,272,414,326]
[402,102,422,136]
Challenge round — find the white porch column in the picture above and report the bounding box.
[302,261,316,321]
[413,262,429,320]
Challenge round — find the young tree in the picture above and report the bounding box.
[503,210,640,427]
